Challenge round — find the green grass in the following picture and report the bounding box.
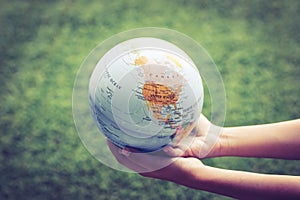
[1,0,299,199]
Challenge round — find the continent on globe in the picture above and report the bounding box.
[129,52,187,127]
[129,53,186,131]
[142,82,181,126]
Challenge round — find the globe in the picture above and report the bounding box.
[88,37,204,152]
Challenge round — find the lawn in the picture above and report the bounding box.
[1,0,299,199]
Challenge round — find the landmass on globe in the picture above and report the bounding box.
[129,52,185,128]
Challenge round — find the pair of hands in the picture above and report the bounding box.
[108,116,300,198]
[107,114,221,182]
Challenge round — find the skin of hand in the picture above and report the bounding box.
[163,114,222,159]
[106,113,218,176]
[107,140,205,186]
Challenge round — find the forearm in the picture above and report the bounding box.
[188,165,300,199]
[216,119,300,159]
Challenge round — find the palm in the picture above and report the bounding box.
[107,141,204,182]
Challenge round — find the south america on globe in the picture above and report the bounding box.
[89,38,204,152]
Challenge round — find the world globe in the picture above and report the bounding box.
[88,37,204,152]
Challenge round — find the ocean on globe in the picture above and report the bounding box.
[89,37,204,152]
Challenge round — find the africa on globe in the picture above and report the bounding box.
[88,37,204,152]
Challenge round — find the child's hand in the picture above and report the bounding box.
[164,114,223,158]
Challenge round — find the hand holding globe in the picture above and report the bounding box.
[163,114,221,159]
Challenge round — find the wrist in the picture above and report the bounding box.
[174,158,210,190]
[217,127,244,157]
[182,164,218,191]
[204,126,227,158]
[218,127,235,157]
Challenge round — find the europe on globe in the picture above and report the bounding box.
[88,38,204,152]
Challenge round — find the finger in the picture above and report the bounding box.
[163,146,185,157]
[125,151,177,173]
[140,157,190,180]
[107,141,148,172]
[173,122,196,146]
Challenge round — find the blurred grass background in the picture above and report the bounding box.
[1,0,299,199]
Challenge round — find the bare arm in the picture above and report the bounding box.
[216,119,300,159]
[192,164,300,199]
